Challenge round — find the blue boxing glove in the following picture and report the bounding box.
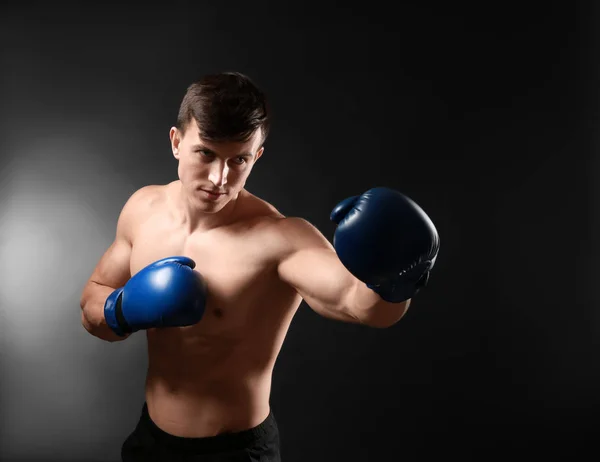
[104,256,207,336]
[331,187,440,303]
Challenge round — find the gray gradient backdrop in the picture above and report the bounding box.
[0,1,598,461]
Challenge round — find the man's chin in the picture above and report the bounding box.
[195,195,229,212]
[195,200,223,212]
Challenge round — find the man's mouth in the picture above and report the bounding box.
[200,189,226,199]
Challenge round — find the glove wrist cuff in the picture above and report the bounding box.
[367,261,433,303]
[368,283,417,303]
[103,288,130,336]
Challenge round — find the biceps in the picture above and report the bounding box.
[278,248,356,310]
[87,237,132,290]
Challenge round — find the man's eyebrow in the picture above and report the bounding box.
[191,144,253,157]
[191,144,215,154]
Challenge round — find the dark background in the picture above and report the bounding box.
[0,1,597,461]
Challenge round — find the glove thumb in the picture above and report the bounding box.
[148,256,196,270]
[330,195,360,225]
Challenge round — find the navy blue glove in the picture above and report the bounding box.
[331,187,439,303]
[104,256,207,336]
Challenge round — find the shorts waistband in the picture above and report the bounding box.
[140,402,277,453]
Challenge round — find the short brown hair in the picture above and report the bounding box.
[176,72,270,146]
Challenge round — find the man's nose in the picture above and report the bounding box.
[207,161,229,188]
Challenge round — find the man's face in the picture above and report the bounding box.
[170,119,264,213]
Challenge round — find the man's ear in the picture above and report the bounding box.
[170,127,182,159]
[254,146,264,162]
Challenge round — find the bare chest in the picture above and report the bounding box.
[129,216,286,334]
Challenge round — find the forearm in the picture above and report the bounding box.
[346,279,411,328]
[80,282,131,342]
[306,276,410,328]
[280,245,410,327]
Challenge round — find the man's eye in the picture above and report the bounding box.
[234,157,247,165]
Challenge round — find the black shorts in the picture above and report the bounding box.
[121,403,281,462]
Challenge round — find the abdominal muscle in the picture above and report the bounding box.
[143,327,275,437]
[142,290,297,438]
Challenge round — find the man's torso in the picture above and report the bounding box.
[128,182,302,437]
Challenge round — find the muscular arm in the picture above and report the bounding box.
[80,187,150,341]
[276,218,410,328]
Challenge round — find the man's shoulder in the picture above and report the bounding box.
[120,183,170,219]
[240,197,328,254]
[129,183,169,202]
[271,216,328,245]
[238,189,285,222]
[238,192,314,230]
[236,190,302,238]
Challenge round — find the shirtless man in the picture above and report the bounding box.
[80,71,440,462]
